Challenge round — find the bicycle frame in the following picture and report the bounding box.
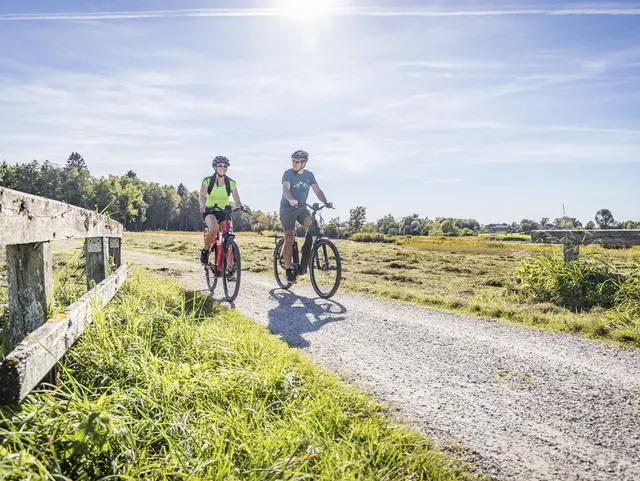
[284,203,325,277]
[203,209,235,273]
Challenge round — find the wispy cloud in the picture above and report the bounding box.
[424,178,463,184]
[1,1,639,222]
[3,6,640,22]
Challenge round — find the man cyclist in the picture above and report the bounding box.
[280,149,333,284]
[199,155,250,265]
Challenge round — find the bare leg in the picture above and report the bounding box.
[283,230,294,269]
[203,215,219,250]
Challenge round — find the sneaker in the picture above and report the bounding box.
[286,268,296,284]
[200,249,209,265]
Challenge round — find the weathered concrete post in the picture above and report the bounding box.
[5,242,54,351]
[86,237,108,289]
[109,237,122,269]
[563,239,580,262]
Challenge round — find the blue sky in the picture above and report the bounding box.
[1,0,639,225]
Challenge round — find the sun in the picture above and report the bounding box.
[283,0,338,17]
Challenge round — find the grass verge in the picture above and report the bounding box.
[0,268,484,480]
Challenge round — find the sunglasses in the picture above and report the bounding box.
[215,164,228,169]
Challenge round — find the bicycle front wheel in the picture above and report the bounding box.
[309,239,341,299]
[223,239,241,302]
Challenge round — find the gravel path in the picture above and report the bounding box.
[123,249,640,481]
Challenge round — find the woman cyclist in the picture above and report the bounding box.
[199,155,250,265]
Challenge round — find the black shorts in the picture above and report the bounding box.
[279,205,311,232]
[202,208,226,224]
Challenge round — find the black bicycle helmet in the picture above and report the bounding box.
[291,150,309,162]
[212,155,230,167]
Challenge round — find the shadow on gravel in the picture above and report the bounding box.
[267,288,347,348]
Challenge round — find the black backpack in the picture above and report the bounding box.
[207,174,233,197]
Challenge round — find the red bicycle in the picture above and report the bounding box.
[203,205,245,302]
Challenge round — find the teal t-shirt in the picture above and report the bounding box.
[280,169,316,208]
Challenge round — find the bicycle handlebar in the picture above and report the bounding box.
[306,202,334,212]
[207,205,249,213]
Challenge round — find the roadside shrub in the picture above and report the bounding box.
[613,265,640,318]
[514,255,637,313]
[350,233,394,243]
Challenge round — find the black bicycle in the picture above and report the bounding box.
[273,203,342,299]
[203,205,246,302]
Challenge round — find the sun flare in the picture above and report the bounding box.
[283,0,338,17]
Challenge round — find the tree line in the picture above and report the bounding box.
[339,207,639,238]
[0,153,277,232]
[1,153,638,237]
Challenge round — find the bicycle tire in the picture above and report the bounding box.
[223,238,241,302]
[273,237,292,289]
[309,238,341,299]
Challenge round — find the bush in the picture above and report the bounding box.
[614,265,640,316]
[350,233,394,243]
[514,255,637,312]
[323,223,338,238]
[460,228,476,237]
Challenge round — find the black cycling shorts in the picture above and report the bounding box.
[202,208,226,224]
[279,205,311,232]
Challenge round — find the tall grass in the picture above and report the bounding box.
[0,268,482,480]
[514,255,622,310]
[52,247,86,308]
[0,263,8,358]
[479,234,531,242]
[514,254,640,341]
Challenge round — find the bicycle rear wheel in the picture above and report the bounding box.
[273,237,292,289]
[223,239,241,302]
[309,239,341,299]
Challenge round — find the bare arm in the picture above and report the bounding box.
[231,188,241,206]
[199,183,208,213]
[282,182,298,206]
[231,188,249,211]
[311,183,330,205]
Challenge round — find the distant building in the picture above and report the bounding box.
[485,223,510,234]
